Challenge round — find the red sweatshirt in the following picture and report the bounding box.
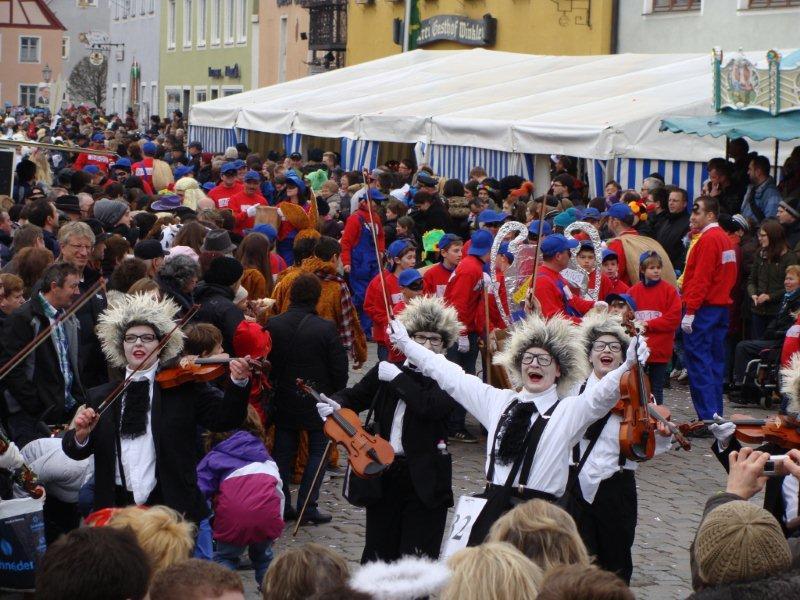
[341,208,385,267]
[781,314,800,367]
[364,271,404,345]
[423,262,456,297]
[444,255,486,334]
[681,224,737,315]
[628,280,682,363]
[606,230,639,286]
[228,190,267,234]
[588,271,628,300]
[533,264,594,322]
[131,157,154,185]
[208,182,243,209]
[73,150,113,173]
[474,270,509,333]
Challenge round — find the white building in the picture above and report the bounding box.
[106,0,161,125]
[617,1,800,54]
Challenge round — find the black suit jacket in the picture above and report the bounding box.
[335,364,455,509]
[62,377,250,523]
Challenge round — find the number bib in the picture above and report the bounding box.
[441,495,488,559]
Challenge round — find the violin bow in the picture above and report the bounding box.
[646,404,691,451]
[95,305,199,418]
[361,168,393,327]
[0,278,105,382]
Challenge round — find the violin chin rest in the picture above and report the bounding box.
[364,462,389,477]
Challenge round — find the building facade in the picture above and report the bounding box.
[259,0,309,86]
[0,0,65,107]
[346,0,613,66]
[107,0,162,123]
[160,0,257,120]
[617,0,800,54]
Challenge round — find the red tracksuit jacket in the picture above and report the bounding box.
[208,182,244,209]
[423,262,456,298]
[628,280,682,363]
[444,255,487,334]
[681,224,737,315]
[363,271,404,346]
[534,264,594,322]
[228,190,268,234]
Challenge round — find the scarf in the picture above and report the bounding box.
[315,269,357,360]
[120,380,151,439]
[495,401,537,465]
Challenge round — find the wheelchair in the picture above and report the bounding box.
[738,346,782,409]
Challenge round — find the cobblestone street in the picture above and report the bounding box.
[242,349,771,599]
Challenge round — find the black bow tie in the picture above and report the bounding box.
[120,379,151,439]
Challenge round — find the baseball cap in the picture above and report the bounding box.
[527,220,552,237]
[416,172,438,188]
[387,239,414,259]
[539,234,579,256]
[605,293,637,311]
[468,229,494,256]
[202,181,216,192]
[437,233,462,251]
[82,165,100,175]
[113,157,132,170]
[365,188,386,202]
[173,165,194,179]
[232,159,246,170]
[289,152,302,160]
[398,269,422,288]
[477,209,508,225]
[601,203,633,219]
[220,162,238,174]
[583,207,601,220]
[498,242,514,264]
[601,248,618,263]
[247,223,277,241]
[134,239,170,260]
[243,170,261,182]
[143,141,158,155]
[91,133,104,142]
[579,240,595,251]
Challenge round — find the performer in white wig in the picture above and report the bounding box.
[317,295,460,562]
[385,312,650,545]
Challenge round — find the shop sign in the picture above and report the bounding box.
[416,14,497,47]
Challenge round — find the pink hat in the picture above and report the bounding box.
[165,245,199,263]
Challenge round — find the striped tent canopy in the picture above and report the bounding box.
[187,125,248,153]
[415,142,534,183]
[587,158,708,201]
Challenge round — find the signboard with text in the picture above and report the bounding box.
[416,14,497,48]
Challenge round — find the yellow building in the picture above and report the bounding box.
[346,0,613,66]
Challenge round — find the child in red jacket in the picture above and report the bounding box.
[422,234,463,297]
[628,251,682,405]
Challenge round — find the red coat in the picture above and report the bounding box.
[681,224,737,315]
[588,271,628,300]
[131,157,154,185]
[364,271,404,345]
[781,314,800,367]
[606,230,639,286]
[423,263,456,298]
[228,190,267,234]
[444,255,486,334]
[628,280,682,363]
[341,208,385,267]
[533,264,593,322]
[74,151,113,173]
[208,182,243,209]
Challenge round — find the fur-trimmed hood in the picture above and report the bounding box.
[398,295,462,349]
[493,314,589,397]
[349,556,450,600]
[579,310,631,357]
[781,352,800,414]
[96,293,185,368]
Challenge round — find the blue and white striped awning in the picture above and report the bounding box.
[340,138,380,171]
[187,125,248,153]
[283,132,303,155]
[415,142,534,182]
[587,158,709,201]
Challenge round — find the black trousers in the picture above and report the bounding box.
[361,458,448,564]
[574,469,637,584]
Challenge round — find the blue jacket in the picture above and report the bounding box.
[741,177,781,222]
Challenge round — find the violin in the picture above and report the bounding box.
[296,378,394,479]
[0,431,44,499]
[679,413,800,450]
[617,320,657,462]
[156,356,268,389]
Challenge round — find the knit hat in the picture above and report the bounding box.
[93,199,129,228]
[695,501,791,586]
[223,146,238,160]
[780,197,800,220]
[204,256,244,287]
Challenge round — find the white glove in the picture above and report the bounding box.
[681,314,694,334]
[457,335,470,353]
[378,361,402,382]
[0,442,24,471]
[387,319,411,348]
[315,393,341,422]
[246,205,257,217]
[276,207,285,220]
[709,416,736,450]
[593,300,608,312]
[625,336,650,367]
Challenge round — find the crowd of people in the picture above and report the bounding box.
[2,104,800,598]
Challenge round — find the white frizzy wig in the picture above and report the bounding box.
[350,555,450,600]
[781,353,800,414]
[95,293,185,368]
[398,295,462,349]
[579,311,631,357]
[493,314,589,396]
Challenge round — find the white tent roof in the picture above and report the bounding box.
[190,48,780,162]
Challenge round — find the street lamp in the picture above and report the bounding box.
[42,64,52,83]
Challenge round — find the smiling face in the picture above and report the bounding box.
[520,346,560,393]
[590,334,624,377]
[123,324,160,371]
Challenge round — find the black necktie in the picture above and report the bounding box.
[120,380,151,439]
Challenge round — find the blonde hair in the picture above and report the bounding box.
[441,542,543,600]
[487,499,590,571]
[107,505,195,574]
[261,543,348,600]
[786,264,800,280]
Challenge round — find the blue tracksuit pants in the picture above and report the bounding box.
[683,305,728,420]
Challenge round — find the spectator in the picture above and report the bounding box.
[412,190,452,235]
[0,273,24,318]
[656,186,691,271]
[537,564,634,600]
[236,232,273,300]
[156,254,201,316]
[149,559,245,600]
[442,542,543,600]
[15,246,54,296]
[194,256,245,353]
[36,527,150,600]
[261,543,349,600]
[741,155,782,221]
[706,158,745,216]
[26,198,60,256]
[778,196,800,252]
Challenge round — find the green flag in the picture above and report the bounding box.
[407,0,421,50]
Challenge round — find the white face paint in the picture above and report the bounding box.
[520,346,560,393]
[589,334,624,378]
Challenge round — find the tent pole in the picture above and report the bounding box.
[725,137,730,161]
[774,139,780,179]
[403,0,412,52]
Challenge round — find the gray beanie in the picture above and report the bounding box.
[93,199,129,228]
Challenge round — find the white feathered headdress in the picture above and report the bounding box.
[493,314,589,397]
[398,295,462,349]
[349,556,450,600]
[95,293,185,368]
[579,310,631,357]
[781,353,800,414]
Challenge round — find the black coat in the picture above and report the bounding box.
[334,364,455,509]
[194,282,244,354]
[62,377,250,523]
[74,267,109,388]
[655,211,690,271]
[1,297,87,426]
[412,199,453,235]
[785,220,800,253]
[266,304,349,430]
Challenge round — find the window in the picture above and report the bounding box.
[222,85,242,97]
[236,0,247,43]
[183,0,193,47]
[211,0,221,44]
[112,86,118,115]
[61,36,70,60]
[19,85,37,107]
[652,0,701,10]
[211,86,219,100]
[19,37,40,63]
[197,0,206,46]
[195,87,207,103]
[167,1,176,49]
[225,0,234,44]
[748,0,800,7]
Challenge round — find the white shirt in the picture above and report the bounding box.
[783,473,799,524]
[116,362,158,504]
[401,338,628,497]
[574,371,672,503]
